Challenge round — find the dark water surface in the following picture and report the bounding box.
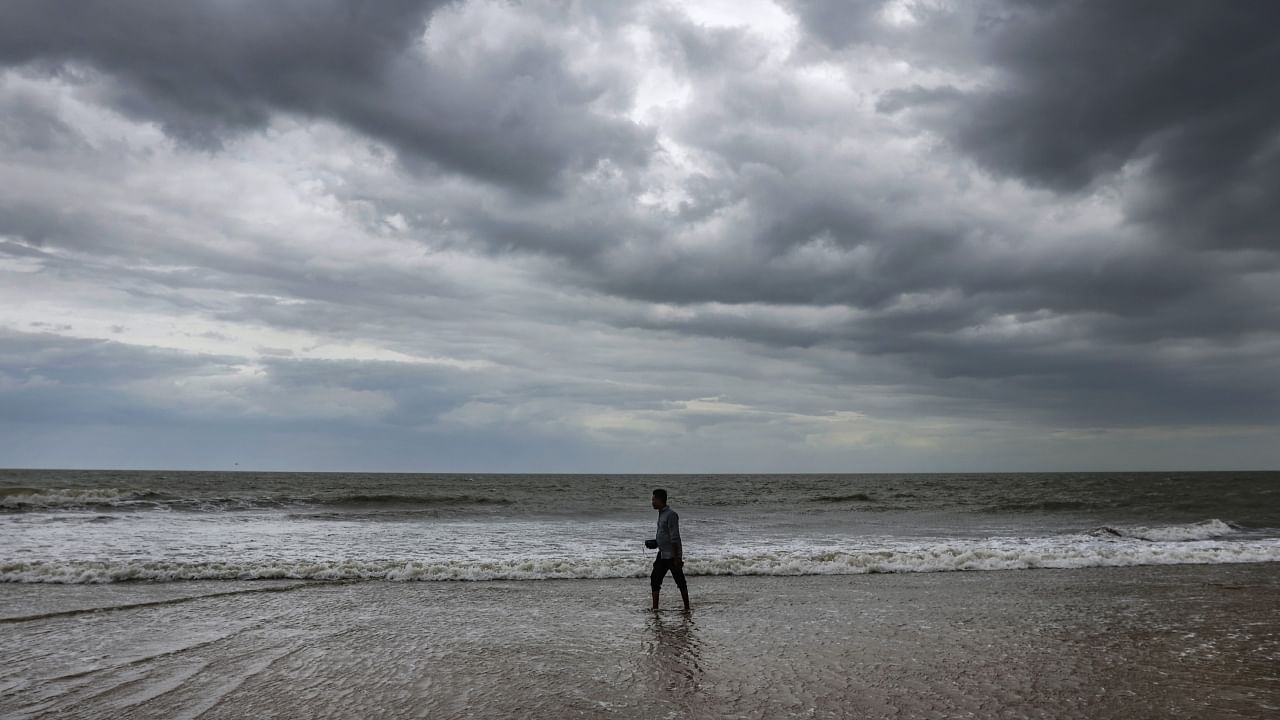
[2,470,1278,583]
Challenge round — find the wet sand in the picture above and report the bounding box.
[2,564,1278,719]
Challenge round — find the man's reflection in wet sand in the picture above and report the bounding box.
[644,611,705,693]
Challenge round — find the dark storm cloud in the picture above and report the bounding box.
[3,0,1278,470]
[0,0,652,193]
[0,84,83,153]
[0,188,478,341]
[0,331,480,428]
[0,330,235,425]
[0,201,99,252]
[0,331,598,471]
[543,1,1279,433]
[779,0,892,50]
[250,355,485,427]
[0,331,215,385]
[846,324,1280,428]
[876,0,1280,250]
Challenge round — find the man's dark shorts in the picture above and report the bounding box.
[651,555,687,592]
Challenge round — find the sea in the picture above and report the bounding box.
[2,470,1278,584]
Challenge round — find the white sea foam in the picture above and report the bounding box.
[0,487,148,510]
[5,536,1279,584]
[1090,518,1238,542]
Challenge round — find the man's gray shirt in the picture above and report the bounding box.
[656,506,681,559]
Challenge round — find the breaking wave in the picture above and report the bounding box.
[0,487,509,513]
[1088,519,1240,542]
[0,487,160,511]
[6,535,1278,584]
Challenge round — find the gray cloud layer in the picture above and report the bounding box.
[1,0,1277,471]
[876,0,1280,251]
[0,0,651,193]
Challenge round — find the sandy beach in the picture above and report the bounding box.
[2,563,1277,719]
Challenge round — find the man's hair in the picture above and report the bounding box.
[652,488,668,501]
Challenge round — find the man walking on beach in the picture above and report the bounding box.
[649,488,690,611]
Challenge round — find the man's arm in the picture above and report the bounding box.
[670,513,682,565]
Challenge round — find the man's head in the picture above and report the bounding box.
[651,488,668,510]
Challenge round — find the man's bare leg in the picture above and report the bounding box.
[679,587,690,611]
[651,591,660,610]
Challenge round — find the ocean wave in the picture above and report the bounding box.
[0,487,510,513]
[982,500,1099,513]
[1088,519,1239,542]
[6,538,1278,584]
[322,493,510,507]
[811,493,877,503]
[0,487,158,511]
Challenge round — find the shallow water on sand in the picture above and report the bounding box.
[2,564,1277,719]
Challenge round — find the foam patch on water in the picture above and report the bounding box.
[0,488,151,510]
[5,536,1279,584]
[1089,518,1238,542]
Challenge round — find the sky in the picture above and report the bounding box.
[1,0,1277,473]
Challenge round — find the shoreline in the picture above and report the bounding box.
[3,563,1278,718]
